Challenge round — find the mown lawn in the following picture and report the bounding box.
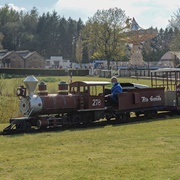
[0,117,179,180]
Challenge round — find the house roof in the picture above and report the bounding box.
[0,50,15,60]
[160,51,180,60]
[16,50,33,59]
[151,68,180,73]
[17,50,44,59]
[0,50,44,62]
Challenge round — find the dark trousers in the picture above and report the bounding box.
[105,96,117,106]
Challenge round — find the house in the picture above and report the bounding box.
[0,50,45,69]
[0,50,24,68]
[158,51,180,68]
[46,56,70,69]
[17,50,45,68]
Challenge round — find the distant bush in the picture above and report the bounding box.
[40,77,59,83]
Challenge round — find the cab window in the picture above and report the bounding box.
[90,86,103,96]
[71,86,78,93]
[80,86,84,93]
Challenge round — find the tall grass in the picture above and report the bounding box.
[0,78,24,123]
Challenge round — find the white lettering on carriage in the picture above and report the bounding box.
[141,95,161,102]
[141,97,149,102]
[150,95,161,101]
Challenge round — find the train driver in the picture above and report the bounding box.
[105,76,123,105]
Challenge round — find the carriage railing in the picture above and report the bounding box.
[151,68,180,108]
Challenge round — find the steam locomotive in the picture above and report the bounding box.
[3,69,180,134]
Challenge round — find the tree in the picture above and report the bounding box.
[58,17,68,57]
[0,32,4,49]
[0,4,22,50]
[36,11,60,57]
[66,18,78,61]
[81,8,128,69]
[170,28,180,51]
[76,36,83,64]
[169,8,180,51]
[142,28,174,62]
[169,8,180,29]
[19,7,39,50]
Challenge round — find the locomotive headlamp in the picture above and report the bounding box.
[17,86,26,97]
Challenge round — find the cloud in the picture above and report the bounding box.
[8,3,26,12]
[45,0,180,29]
[0,3,27,12]
[53,0,151,24]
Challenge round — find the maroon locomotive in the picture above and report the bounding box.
[2,74,168,134]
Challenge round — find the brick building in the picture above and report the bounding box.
[17,50,45,68]
[0,50,24,68]
[0,50,45,68]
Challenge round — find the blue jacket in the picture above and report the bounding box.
[111,83,122,103]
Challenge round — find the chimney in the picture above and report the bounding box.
[23,75,38,97]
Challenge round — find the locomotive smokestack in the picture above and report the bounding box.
[23,75,38,97]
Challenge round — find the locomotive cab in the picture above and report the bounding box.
[70,81,111,109]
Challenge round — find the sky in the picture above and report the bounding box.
[0,0,179,29]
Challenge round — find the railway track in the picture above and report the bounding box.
[0,111,177,135]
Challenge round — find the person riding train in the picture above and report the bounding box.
[105,76,122,106]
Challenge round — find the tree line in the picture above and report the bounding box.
[0,5,85,62]
[0,4,179,67]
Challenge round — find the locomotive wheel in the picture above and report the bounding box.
[23,122,32,131]
[15,120,31,131]
[83,113,93,126]
[15,120,25,130]
[106,115,111,121]
[72,114,81,125]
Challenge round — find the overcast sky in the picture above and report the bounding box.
[0,0,179,29]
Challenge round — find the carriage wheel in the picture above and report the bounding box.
[115,114,124,122]
[135,112,141,118]
[124,112,130,121]
[144,111,152,119]
[151,110,157,118]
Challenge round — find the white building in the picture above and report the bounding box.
[158,51,180,68]
[46,56,70,69]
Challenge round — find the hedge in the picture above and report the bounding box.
[0,68,89,77]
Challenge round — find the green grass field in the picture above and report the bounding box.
[0,76,179,179]
[0,117,179,179]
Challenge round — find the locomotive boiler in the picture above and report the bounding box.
[18,76,80,116]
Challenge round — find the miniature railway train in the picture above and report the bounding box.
[2,68,180,134]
